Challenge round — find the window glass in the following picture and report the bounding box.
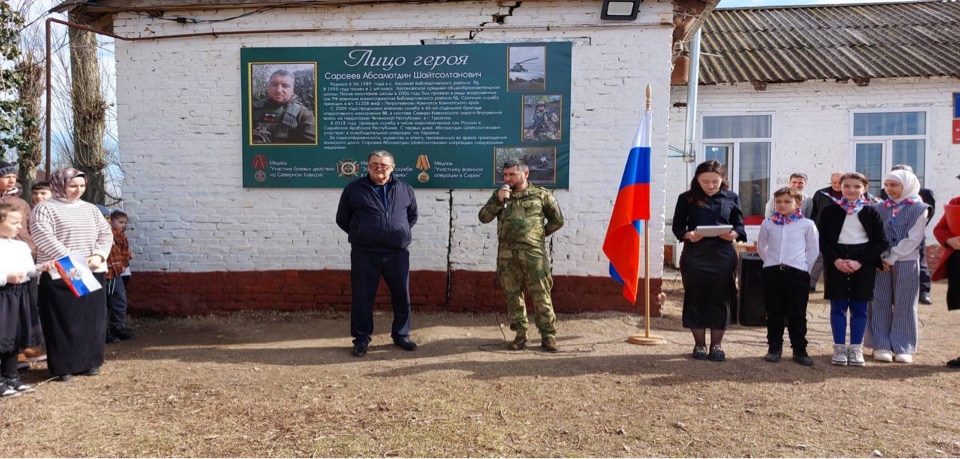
[853,112,925,136]
[855,143,883,191]
[703,115,771,139]
[892,139,925,184]
[739,142,771,221]
[704,145,730,168]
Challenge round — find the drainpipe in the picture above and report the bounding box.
[683,28,702,184]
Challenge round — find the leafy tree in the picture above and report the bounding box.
[0,1,33,159]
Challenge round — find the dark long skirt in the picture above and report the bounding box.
[680,238,737,329]
[0,282,43,354]
[38,272,107,377]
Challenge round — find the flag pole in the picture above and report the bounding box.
[628,84,664,346]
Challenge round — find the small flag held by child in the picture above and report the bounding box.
[53,254,102,298]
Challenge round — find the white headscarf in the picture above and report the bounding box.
[884,169,921,203]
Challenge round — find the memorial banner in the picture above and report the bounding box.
[241,42,572,189]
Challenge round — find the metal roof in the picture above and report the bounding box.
[697,1,960,85]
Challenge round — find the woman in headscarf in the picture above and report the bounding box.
[864,169,928,364]
[30,168,112,381]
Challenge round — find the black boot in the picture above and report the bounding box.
[764,345,782,363]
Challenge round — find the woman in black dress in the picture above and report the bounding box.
[672,160,746,361]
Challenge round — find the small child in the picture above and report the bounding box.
[105,211,135,342]
[817,172,889,367]
[865,170,928,363]
[0,203,47,397]
[30,181,52,206]
[757,187,819,366]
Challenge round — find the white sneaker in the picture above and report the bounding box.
[0,384,21,398]
[848,344,866,367]
[874,349,893,362]
[831,344,848,366]
[894,353,913,363]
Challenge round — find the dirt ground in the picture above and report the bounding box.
[2,272,960,458]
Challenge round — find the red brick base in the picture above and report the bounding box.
[127,270,662,317]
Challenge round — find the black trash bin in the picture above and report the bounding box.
[738,252,767,326]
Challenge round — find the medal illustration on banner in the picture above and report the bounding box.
[252,154,268,182]
[416,154,430,183]
[337,158,359,178]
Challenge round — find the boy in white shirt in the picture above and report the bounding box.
[757,187,819,366]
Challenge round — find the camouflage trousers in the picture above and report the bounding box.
[497,247,557,338]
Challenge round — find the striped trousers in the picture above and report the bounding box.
[866,260,920,355]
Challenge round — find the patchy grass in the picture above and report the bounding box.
[2,281,960,457]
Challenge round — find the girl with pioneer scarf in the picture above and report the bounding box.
[817,172,888,367]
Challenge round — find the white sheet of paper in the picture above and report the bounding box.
[694,225,733,237]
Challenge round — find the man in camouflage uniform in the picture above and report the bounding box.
[252,70,317,144]
[526,102,560,141]
[479,159,564,352]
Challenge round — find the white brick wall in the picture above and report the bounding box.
[114,0,673,278]
[667,77,960,244]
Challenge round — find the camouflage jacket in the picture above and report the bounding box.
[252,95,317,144]
[478,184,564,249]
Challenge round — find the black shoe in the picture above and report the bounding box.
[708,345,726,362]
[5,377,35,393]
[947,357,960,369]
[106,333,120,344]
[692,344,708,360]
[764,346,782,363]
[114,328,137,340]
[919,293,933,305]
[809,286,817,293]
[56,374,72,382]
[393,337,418,352]
[793,353,814,366]
[352,342,368,357]
[80,367,100,376]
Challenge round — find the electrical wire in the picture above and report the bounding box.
[137,7,277,24]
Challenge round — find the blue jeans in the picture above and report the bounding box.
[106,277,129,333]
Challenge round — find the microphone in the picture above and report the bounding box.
[501,184,511,210]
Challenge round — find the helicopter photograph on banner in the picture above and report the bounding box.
[507,46,546,91]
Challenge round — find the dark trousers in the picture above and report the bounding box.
[761,265,810,352]
[919,237,931,295]
[948,252,960,311]
[106,277,129,333]
[350,247,412,345]
[0,351,17,380]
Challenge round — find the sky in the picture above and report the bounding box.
[717,0,930,7]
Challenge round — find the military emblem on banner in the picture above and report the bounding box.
[337,159,359,178]
[416,154,430,183]
[252,154,268,182]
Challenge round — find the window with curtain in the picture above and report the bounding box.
[702,114,772,225]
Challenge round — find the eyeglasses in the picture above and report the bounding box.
[369,163,393,170]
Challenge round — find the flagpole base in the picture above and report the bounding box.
[627,334,665,346]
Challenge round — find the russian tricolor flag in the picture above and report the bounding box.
[602,109,652,304]
[54,254,103,298]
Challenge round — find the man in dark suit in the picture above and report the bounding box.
[878,164,936,304]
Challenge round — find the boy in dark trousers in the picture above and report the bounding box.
[105,211,135,342]
[757,187,819,366]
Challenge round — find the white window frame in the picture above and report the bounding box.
[849,108,930,187]
[698,112,776,224]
